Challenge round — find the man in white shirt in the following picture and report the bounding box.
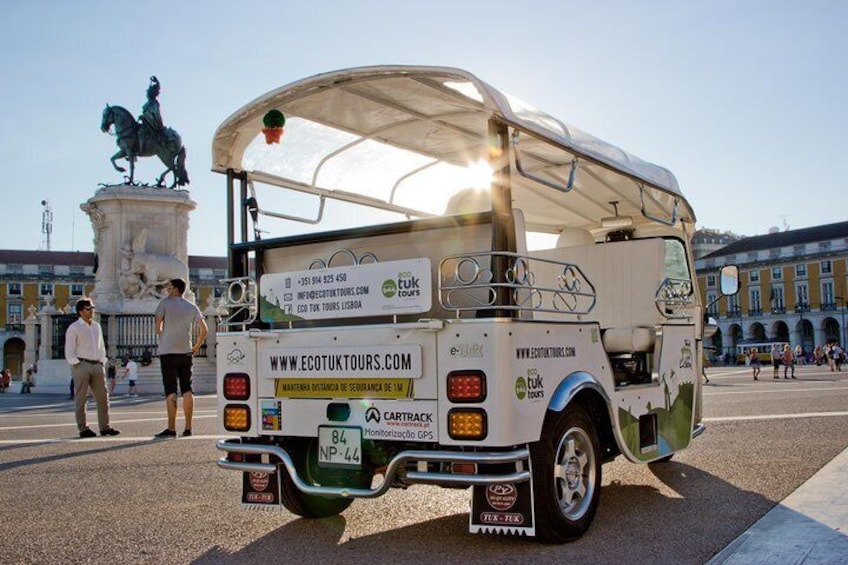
[65,298,120,438]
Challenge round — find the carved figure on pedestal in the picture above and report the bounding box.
[119,229,189,300]
[100,76,189,188]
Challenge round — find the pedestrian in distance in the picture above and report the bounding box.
[123,356,139,397]
[834,343,845,372]
[0,368,10,393]
[771,344,782,379]
[106,357,117,395]
[794,344,805,366]
[749,347,761,380]
[814,345,824,366]
[153,278,207,438]
[20,367,35,393]
[64,298,120,438]
[782,344,796,379]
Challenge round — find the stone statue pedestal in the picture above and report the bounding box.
[82,185,197,314]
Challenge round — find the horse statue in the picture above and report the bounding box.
[100,78,189,188]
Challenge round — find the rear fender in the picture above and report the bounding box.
[547,371,619,462]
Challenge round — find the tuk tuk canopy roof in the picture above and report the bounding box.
[212,65,694,233]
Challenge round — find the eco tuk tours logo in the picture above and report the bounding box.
[382,271,421,299]
[514,368,545,402]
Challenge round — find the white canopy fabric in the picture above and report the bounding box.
[212,65,694,233]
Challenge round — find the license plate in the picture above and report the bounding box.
[318,426,362,469]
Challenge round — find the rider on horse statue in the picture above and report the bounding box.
[101,75,189,188]
[138,76,165,155]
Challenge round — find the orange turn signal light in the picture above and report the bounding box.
[224,404,251,432]
[448,408,487,440]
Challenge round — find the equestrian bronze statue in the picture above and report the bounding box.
[101,76,189,188]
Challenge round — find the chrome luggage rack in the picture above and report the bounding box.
[439,252,596,318]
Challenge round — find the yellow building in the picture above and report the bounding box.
[695,221,848,361]
[0,250,226,377]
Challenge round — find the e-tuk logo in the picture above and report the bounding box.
[515,369,545,402]
[449,343,484,358]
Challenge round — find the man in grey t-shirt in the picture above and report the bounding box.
[153,278,208,438]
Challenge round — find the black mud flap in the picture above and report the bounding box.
[469,469,535,537]
[241,454,282,509]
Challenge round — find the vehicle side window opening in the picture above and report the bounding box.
[663,238,692,284]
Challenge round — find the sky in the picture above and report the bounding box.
[1,0,846,257]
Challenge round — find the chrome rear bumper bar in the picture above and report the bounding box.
[217,438,530,499]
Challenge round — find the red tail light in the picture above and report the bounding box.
[223,373,250,400]
[447,370,487,402]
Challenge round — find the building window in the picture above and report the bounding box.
[39,283,53,297]
[38,264,53,276]
[819,241,831,251]
[750,288,761,313]
[796,283,809,311]
[771,286,785,312]
[8,282,22,296]
[795,264,807,278]
[7,264,22,274]
[706,275,716,288]
[822,281,835,308]
[727,294,740,315]
[707,292,718,314]
[70,265,85,276]
[821,260,832,274]
[749,270,759,283]
[746,251,758,261]
[772,267,782,280]
[793,244,805,256]
[769,248,781,259]
[70,284,85,297]
[8,303,23,324]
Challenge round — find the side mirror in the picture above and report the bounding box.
[720,265,739,296]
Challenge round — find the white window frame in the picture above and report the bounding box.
[821,260,832,274]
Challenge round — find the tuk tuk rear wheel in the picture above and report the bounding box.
[530,404,601,543]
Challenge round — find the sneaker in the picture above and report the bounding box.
[154,428,177,439]
[100,427,121,436]
[181,429,192,437]
[79,428,97,438]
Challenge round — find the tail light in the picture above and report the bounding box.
[224,405,251,432]
[448,408,487,440]
[447,370,487,402]
[223,373,250,400]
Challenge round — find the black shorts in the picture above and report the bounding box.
[160,353,194,396]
